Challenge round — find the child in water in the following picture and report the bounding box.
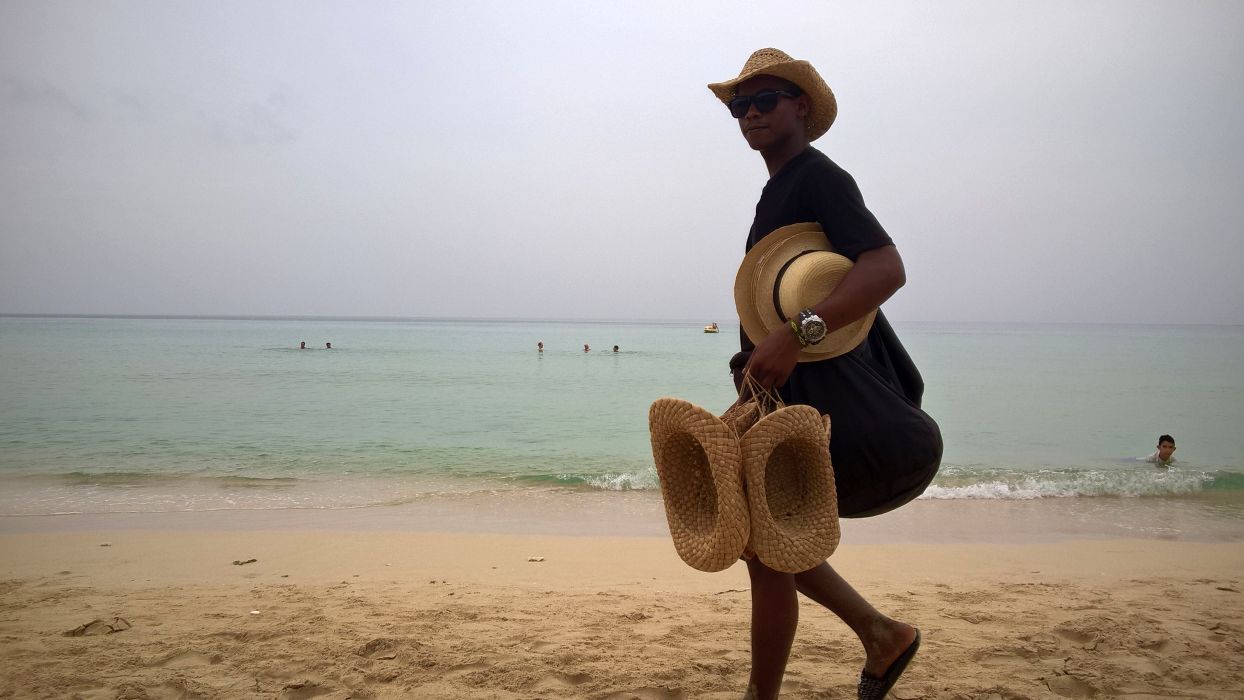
[1145,434,1176,466]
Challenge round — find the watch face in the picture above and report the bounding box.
[802,317,828,343]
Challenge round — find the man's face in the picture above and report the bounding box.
[1157,441,1176,461]
[734,75,808,151]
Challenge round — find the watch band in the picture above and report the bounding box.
[788,319,809,348]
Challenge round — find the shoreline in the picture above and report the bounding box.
[3,490,1243,544]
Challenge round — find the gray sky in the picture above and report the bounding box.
[2,1,1242,324]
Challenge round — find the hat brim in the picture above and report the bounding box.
[741,406,839,573]
[649,398,750,572]
[734,223,876,362]
[707,59,837,142]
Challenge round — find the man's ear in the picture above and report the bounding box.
[796,94,811,119]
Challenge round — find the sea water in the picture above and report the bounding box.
[1,316,1242,532]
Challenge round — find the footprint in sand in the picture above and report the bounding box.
[599,688,686,700]
[152,650,222,668]
[279,680,335,700]
[63,617,131,637]
[1046,674,1098,698]
[532,671,592,691]
[442,662,491,677]
[356,638,403,660]
[210,629,281,642]
[1053,626,1098,649]
[113,679,209,700]
[943,610,995,624]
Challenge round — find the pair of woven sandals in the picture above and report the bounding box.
[648,391,839,574]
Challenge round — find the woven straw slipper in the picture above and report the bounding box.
[740,407,839,573]
[649,398,751,572]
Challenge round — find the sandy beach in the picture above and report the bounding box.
[2,505,1243,700]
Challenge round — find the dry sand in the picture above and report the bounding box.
[2,528,1242,699]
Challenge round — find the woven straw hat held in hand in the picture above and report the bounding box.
[735,222,876,362]
[648,398,751,572]
[650,388,839,574]
[741,406,840,573]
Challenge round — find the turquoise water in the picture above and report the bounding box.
[1,316,1242,519]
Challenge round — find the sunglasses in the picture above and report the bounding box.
[727,88,802,119]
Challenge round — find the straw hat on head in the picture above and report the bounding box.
[707,48,837,141]
[735,222,876,361]
[648,398,751,572]
[740,405,840,573]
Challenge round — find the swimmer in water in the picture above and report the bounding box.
[1144,434,1176,467]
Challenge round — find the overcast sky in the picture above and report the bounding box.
[2,1,1242,324]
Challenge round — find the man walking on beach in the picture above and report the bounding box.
[709,48,942,699]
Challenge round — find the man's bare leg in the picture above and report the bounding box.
[793,561,918,677]
[744,558,798,699]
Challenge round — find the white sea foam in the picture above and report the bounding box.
[920,468,1212,500]
[586,470,659,491]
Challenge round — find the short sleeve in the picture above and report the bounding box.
[803,163,893,261]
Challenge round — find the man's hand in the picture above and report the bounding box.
[744,323,803,390]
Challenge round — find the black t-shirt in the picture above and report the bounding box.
[733,147,942,518]
[741,147,894,351]
[746,147,893,259]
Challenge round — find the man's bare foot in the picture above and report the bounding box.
[862,619,918,678]
[859,625,921,700]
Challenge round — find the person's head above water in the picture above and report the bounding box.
[1157,435,1176,461]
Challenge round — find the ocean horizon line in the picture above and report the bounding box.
[0,313,714,326]
[1,312,1242,330]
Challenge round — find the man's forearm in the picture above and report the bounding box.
[811,244,906,332]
